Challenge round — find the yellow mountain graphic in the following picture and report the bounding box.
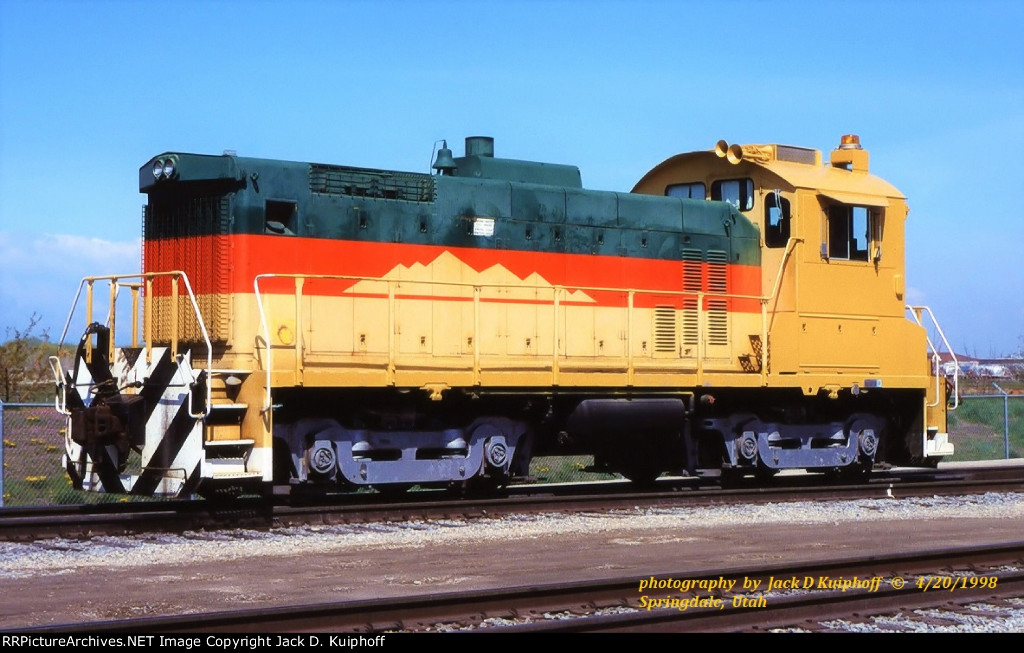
[344,250,596,304]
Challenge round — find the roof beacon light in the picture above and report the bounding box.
[839,134,862,150]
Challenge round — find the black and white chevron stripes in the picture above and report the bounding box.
[64,343,203,497]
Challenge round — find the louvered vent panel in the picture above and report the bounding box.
[681,249,702,345]
[706,250,729,345]
[654,305,678,353]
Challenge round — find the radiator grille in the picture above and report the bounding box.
[775,145,817,165]
[145,195,230,239]
[144,196,231,344]
[310,164,435,202]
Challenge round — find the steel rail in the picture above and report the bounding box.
[9,540,1024,634]
[2,466,1023,542]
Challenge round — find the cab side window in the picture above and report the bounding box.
[666,182,705,199]
[827,205,875,261]
[764,192,790,248]
[711,178,754,211]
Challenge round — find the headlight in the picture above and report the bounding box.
[151,156,178,180]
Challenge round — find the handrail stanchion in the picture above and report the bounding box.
[145,277,153,364]
[552,287,561,386]
[759,236,803,386]
[696,291,705,386]
[906,304,960,410]
[295,277,304,384]
[387,281,396,385]
[253,275,273,413]
[130,283,140,348]
[85,280,94,364]
[627,290,634,386]
[108,281,118,362]
[48,357,69,415]
[761,298,769,385]
[473,286,481,385]
[170,273,180,359]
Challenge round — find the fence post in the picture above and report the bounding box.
[992,383,1010,459]
[1,399,5,508]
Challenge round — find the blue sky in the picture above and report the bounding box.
[1,0,1022,356]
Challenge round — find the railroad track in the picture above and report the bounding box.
[2,464,1023,542]
[9,540,1024,633]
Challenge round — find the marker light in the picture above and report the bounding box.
[839,134,862,149]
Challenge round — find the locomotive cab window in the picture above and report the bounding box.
[711,178,754,211]
[764,191,790,248]
[666,182,705,199]
[826,204,877,261]
[265,200,298,235]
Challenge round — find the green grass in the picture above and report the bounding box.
[1,405,158,506]
[529,455,619,483]
[947,396,1024,461]
[3,474,92,506]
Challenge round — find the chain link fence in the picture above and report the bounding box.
[947,394,1024,461]
[2,397,1021,508]
[1,402,82,507]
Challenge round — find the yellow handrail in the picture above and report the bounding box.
[254,272,775,411]
[55,271,214,418]
[906,304,960,409]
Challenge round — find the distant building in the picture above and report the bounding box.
[939,353,1024,379]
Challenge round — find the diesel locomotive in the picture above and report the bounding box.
[51,135,957,497]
